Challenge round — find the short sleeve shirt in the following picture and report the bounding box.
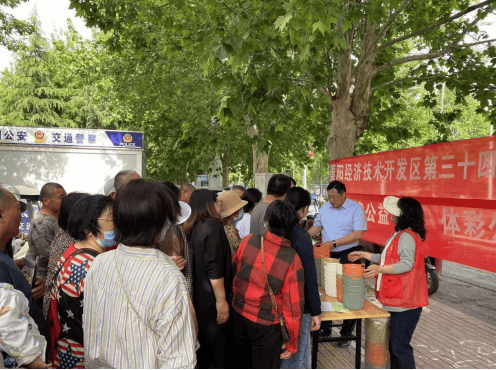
[250,202,270,235]
[314,198,367,252]
[27,212,60,279]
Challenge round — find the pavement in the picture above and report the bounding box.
[316,277,496,369]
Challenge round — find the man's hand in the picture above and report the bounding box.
[215,299,229,325]
[311,315,321,331]
[171,256,186,270]
[31,278,46,299]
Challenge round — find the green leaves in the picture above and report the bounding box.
[274,14,293,32]
[312,20,327,36]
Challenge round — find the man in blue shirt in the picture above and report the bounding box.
[308,180,367,346]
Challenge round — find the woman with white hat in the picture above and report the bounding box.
[348,196,428,369]
[218,191,247,254]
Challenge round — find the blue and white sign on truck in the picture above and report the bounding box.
[0,126,145,195]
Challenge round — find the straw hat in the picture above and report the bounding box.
[383,196,401,217]
[218,191,247,219]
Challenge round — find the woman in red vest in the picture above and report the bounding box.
[349,196,428,369]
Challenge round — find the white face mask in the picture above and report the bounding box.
[157,223,170,243]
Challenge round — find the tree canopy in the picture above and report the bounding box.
[2,1,495,186]
[0,0,35,50]
[69,0,496,162]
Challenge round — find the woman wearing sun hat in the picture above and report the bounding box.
[348,196,428,369]
[218,191,248,254]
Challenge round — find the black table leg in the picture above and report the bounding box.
[355,319,362,369]
[312,330,318,369]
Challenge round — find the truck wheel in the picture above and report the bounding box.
[426,267,439,295]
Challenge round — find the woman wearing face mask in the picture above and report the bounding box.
[218,191,247,255]
[83,180,196,368]
[47,194,113,368]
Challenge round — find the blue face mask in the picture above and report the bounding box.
[96,229,116,248]
[234,209,244,224]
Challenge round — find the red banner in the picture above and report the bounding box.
[329,136,496,273]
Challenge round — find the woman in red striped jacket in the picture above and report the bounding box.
[231,200,305,369]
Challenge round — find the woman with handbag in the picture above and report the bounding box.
[82,180,197,368]
[348,196,428,369]
[231,200,305,369]
[47,194,113,368]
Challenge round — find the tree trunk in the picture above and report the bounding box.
[221,150,230,188]
[326,21,377,161]
[249,125,269,174]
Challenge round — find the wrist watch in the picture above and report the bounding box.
[332,240,337,248]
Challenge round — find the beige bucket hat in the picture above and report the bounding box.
[218,191,247,219]
[383,196,401,217]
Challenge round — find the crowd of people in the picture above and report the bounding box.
[0,171,428,369]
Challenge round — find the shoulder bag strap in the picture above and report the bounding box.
[260,236,282,320]
[54,247,97,282]
[113,252,160,336]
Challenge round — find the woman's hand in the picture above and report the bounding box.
[31,278,45,299]
[280,344,293,360]
[171,256,186,271]
[311,315,321,331]
[364,264,381,278]
[348,251,367,262]
[216,299,229,325]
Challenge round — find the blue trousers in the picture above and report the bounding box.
[389,308,422,369]
[280,313,312,369]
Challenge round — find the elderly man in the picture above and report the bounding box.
[114,170,141,194]
[26,182,66,302]
[180,184,196,204]
[0,188,48,351]
[308,180,367,346]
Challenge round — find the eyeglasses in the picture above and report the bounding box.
[328,195,342,201]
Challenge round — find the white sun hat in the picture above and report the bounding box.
[176,201,192,224]
[383,196,401,217]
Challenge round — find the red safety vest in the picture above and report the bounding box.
[375,229,428,308]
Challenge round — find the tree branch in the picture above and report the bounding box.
[371,74,446,91]
[377,0,496,51]
[375,38,496,73]
[374,0,413,44]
